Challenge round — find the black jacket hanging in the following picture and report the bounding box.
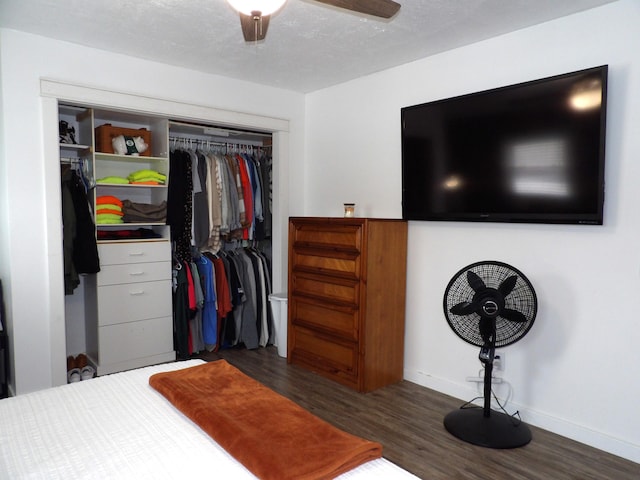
[167,149,193,262]
[62,167,100,294]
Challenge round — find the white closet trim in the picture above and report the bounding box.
[40,78,289,133]
[40,78,291,387]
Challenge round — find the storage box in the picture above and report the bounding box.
[95,124,152,156]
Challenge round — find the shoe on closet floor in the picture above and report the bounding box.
[67,355,77,371]
[67,368,81,383]
[80,365,95,381]
[75,353,88,369]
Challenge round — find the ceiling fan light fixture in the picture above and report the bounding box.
[226,0,287,16]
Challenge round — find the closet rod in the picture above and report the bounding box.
[169,120,271,138]
[169,135,264,149]
[60,157,85,164]
[169,136,227,147]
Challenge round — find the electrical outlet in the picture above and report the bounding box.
[494,351,505,371]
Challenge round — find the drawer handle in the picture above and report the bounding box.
[129,290,145,296]
[129,271,145,276]
[128,252,145,257]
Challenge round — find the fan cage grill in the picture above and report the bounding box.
[444,262,537,347]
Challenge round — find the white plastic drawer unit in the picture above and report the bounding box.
[98,262,171,286]
[98,241,171,266]
[96,241,172,326]
[98,316,173,365]
[97,280,172,326]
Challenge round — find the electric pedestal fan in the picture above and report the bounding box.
[442,261,537,449]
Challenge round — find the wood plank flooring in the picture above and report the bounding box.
[195,347,638,480]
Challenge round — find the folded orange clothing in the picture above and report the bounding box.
[130,180,160,185]
[96,195,123,207]
[149,360,382,480]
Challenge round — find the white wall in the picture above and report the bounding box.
[2,0,639,465]
[305,0,640,463]
[0,29,306,395]
[0,33,9,356]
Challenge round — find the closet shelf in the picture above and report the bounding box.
[95,152,168,162]
[97,222,167,227]
[96,183,167,188]
[96,238,168,244]
[60,143,91,150]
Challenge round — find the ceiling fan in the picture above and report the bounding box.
[227,0,401,42]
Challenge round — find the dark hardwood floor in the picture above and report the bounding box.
[195,347,638,480]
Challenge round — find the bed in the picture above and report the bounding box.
[0,359,419,479]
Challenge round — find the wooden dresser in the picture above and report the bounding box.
[287,217,408,392]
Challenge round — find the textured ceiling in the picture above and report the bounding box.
[0,0,617,93]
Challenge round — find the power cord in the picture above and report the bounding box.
[461,367,522,427]
[491,387,523,426]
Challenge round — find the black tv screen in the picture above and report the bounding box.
[401,65,608,225]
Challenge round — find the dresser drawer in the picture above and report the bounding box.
[97,279,172,326]
[98,241,170,265]
[289,325,358,387]
[291,222,362,250]
[291,249,360,278]
[97,261,171,286]
[98,316,173,365]
[290,297,358,340]
[291,270,359,305]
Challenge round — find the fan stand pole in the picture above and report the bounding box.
[443,357,532,449]
[483,361,493,418]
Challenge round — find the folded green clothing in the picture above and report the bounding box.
[97,176,129,184]
[128,169,167,182]
[97,218,124,224]
[96,213,124,224]
[97,203,122,212]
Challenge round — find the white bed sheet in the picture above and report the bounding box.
[0,360,418,479]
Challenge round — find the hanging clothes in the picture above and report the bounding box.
[192,150,210,250]
[220,251,244,347]
[248,154,264,240]
[189,258,205,354]
[167,134,273,356]
[172,262,190,360]
[259,151,273,240]
[172,248,273,352]
[212,254,233,349]
[61,166,100,295]
[196,254,218,351]
[237,154,254,240]
[167,149,193,262]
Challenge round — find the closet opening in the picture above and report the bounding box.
[58,101,282,382]
[167,120,275,360]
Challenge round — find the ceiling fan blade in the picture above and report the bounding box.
[501,308,528,323]
[466,270,486,293]
[450,301,478,316]
[239,13,270,42]
[313,0,401,18]
[498,275,518,297]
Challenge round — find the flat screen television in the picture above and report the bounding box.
[401,65,608,225]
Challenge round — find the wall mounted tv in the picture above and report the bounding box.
[401,65,608,225]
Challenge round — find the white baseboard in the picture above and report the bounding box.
[404,369,640,464]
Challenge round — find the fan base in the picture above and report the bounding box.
[444,407,532,449]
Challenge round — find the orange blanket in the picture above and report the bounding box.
[149,360,382,480]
